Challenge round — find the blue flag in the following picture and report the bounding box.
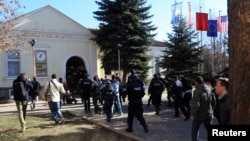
[171,2,182,25]
[207,20,217,37]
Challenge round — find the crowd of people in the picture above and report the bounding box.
[12,70,230,140]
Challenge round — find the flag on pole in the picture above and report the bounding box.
[171,2,183,25]
[196,12,208,31]
[207,20,217,37]
[217,15,227,32]
[188,3,191,27]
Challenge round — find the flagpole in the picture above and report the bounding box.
[188,2,191,27]
[218,10,222,72]
[200,6,202,48]
[209,9,214,73]
[199,6,203,72]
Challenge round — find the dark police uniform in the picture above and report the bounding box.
[80,74,93,113]
[125,75,148,133]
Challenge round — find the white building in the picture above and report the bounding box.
[0,5,168,98]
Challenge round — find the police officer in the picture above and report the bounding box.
[148,74,164,115]
[79,73,93,113]
[125,75,148,133]
[102,80,114,122]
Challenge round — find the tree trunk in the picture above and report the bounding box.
[228,0,250,124]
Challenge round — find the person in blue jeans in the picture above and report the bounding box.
[110,75,123,116]
[191,76,215,141]
[42,74,66,124]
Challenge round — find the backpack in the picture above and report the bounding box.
[13,81,26,99]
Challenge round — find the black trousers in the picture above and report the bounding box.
[183,92,192,114]
[174,95,189,118]
[152,93,162,113]
[127,101,146,129]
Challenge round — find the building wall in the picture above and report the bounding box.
[147,45,166,79]
[0,6,102,98]
[0,5,167,99]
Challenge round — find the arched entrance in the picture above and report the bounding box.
[66,56,87,92]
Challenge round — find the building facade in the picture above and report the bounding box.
[0,5,101,98]
[0,5,167,98]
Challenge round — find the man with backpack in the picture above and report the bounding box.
[12,73,33,132]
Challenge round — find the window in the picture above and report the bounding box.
[7,53,20,77]
[155,57,160,74]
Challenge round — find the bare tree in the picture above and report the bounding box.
[0,0,24,53]
[228,0,250,124]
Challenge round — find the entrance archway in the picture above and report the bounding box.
[66,56,87,92]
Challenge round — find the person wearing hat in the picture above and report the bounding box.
[190,76,215,141]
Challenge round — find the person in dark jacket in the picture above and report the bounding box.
[30,76,41,110]
[92,75,102,114]
[79,73,93,113]
[178,75,192,118]
[191,76,215,141]
[165,75,174,107]
[125,75,148,133]
[59,77,69,105]
[147,73,166,107]
[214,77,230,125]
[148,74,165,115]
[102,80,114,122]
[171,75,189,120]
[12,73,33,132]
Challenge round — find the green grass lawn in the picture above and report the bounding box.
[0,111,131,141]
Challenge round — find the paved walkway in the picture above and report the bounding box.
[0,94,208,141]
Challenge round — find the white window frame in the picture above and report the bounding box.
[6,52,20,77]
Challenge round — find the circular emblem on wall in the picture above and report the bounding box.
[36,52,46,61]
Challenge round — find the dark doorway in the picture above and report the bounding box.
[66,56,87,93]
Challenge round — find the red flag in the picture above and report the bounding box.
[188,4,191,27]
[196,12,208,31]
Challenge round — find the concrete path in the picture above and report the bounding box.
[0,94,209,141]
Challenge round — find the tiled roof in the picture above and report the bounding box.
[152,40,168,47]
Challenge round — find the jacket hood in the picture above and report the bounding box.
[16,75,23,81]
